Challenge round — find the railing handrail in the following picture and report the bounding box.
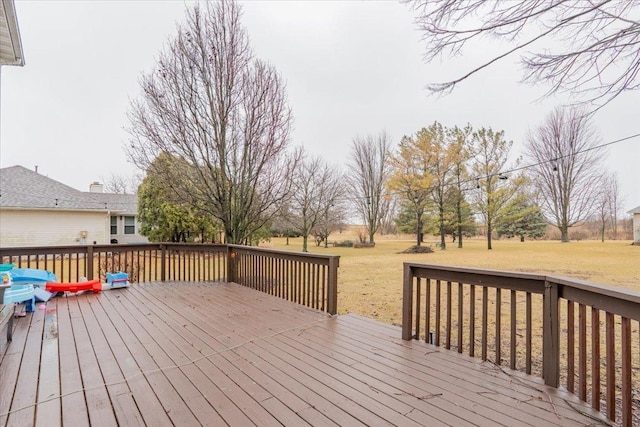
[0,243,340,315]
[406,262,640,320]
[0,243,339,261]
[228,244,340,266]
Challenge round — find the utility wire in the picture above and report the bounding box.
[334,131,640,204]
[1,132,638,208]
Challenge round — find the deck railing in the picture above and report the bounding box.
[227,244,339,314]
[402,263,640,426]
[0,243,339,314]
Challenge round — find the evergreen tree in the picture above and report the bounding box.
[497,201,547,242]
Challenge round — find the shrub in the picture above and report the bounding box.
[354,242,376,249]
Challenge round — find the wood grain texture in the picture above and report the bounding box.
[0,282,608,426]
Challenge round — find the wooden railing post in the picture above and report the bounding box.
[402,263,414,341]
[87,245,94,280]
[543,280,560,387]
[226,246,236,283]
[327,257,339,315]
[160,244,166,282]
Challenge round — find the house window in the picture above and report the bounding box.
[110,216,117,235]
[124,216,135,235]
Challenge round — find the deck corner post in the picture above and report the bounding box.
[226,245,236,283]
[327,256,339,315]
[160,244,166,282]
[402,263,414,341]
[86,245,94,280]
[542,279,560,387]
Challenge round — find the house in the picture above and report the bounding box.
[629,205,640,244]
[0,165,147,247]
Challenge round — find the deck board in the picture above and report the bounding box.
[68,296,118,427]
[7,306,45,427]
[35,306,61,427]
[0,281,608,426]
[56,298,90,427]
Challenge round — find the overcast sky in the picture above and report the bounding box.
[1,1,639,213]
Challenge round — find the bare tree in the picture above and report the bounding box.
[102,173,139,195]
[594,172,622,242]
[127,1,298,244]
[312,197,348,248]
[607,173,622,239]
[348,131,393,245]
[471,128,524,250]
[594,174,611,243]
[406,1,640,107]
[524,107,605,242]
[377,195,398,236]
[290,156,344,252]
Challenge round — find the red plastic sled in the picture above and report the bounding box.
[46,279,102,294]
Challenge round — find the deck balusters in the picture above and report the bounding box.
[401,264,639,426]
[592,307,601,412]
[568,300,575,393]
[446,281,452,350]
[482,286,488,361]
[457,282,463,354]
[510,290,516,370]
[579,303,587,402]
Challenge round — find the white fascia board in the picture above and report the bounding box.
[1,0,25,66]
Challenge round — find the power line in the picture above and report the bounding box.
[335,131,640,204]
[2,132,638,209]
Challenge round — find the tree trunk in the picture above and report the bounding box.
[439,207,446,250]
[457,201,463,249]
[520,235,525,242]
[416,216,422,247]
[560,227,569,242]
[302,235,308,252]
[487,221,493,250]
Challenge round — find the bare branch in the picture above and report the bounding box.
[406,0,640,108]
[347,131,393,244]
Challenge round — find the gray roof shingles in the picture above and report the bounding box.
[0,165,137,214]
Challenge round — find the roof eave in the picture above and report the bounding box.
[0,206,125,214]
[1,0,25,66]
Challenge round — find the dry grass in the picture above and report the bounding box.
[262,236,640,326]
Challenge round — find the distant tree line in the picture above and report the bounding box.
[126,0,627,251]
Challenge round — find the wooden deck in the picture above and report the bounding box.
[0,281,608,426]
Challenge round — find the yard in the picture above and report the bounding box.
[263,236,640,326]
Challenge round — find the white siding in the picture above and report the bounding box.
[635,213,640,243]
[109,214,148,244]
[0,209,109,247]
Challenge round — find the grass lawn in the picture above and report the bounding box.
[263,236,640,326]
